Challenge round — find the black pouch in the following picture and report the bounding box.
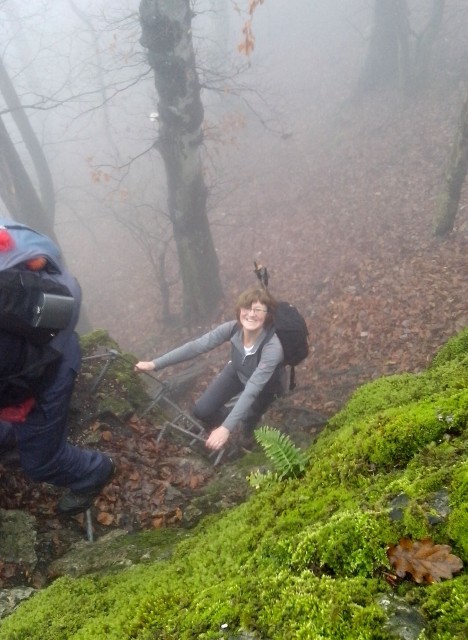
[0,268,74,344]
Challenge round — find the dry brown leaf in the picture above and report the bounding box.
[387,538,463,584]
[96,511,114,526]
[152,516,164,529]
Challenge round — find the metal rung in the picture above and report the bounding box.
[141,386,169,416]
[144,384,226,465]
[162,420,207,444]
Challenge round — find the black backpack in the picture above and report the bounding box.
[0,267,74,345]
[0,267,74,408]
[273,301,309,366]
[254,262,309,390]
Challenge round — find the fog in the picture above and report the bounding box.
[1,0,467,362]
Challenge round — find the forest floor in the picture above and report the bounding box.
[1,82,467,590]
[88,81,467,422]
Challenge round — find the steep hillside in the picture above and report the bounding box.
[74,82,468,426]
[1,329,466,639]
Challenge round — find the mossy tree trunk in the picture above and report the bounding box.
[139,0,223,325]
[433,90,468,237]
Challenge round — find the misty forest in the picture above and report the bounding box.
[0,0,467,639]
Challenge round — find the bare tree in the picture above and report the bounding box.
[356,0,446,95]
[433,89,468,237]
[356,0,411,94]
[413,0,446,87]
[139,0,223,325]
[0,55,56,226]
[0,114,56,239]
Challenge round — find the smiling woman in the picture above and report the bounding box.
[135,286,286,451]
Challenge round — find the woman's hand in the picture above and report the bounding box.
[134,361,156,373]
[205,426,230,450]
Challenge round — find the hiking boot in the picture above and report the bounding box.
[57,458,116,516]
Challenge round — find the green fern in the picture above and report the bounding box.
[254,426,309,480]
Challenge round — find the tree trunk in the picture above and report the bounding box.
[0,115,92,332]
[357,0,410,94]
[0,115,56,239]
[433,90,468,237]
[0,56,56,225]
[413,0,446,87]
[139,0,223,325]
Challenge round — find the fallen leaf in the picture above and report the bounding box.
[387,538,463,584]
[152,516,164,529]
[97,512,115,526]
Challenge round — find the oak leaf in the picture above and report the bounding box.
[387,538,463,584]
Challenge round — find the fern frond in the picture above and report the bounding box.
[254,426,308,479]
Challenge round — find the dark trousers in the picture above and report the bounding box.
[193,362,280,434]
[2,336,111,493]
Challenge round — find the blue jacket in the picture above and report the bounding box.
[0,219,81,371]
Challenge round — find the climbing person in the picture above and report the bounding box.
[0,220,114,514]
[134,286,286,450]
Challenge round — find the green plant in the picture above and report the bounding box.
[253,426,309,480]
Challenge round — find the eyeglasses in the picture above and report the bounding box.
[241,307,268,315]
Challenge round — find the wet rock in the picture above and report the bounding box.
[48,529,136,578]
[376,593,426,640]
[389,493,410,521]
[47,527,187,579]
[0,587,37,619]
[0,509,37,566]
[426,489,450,525]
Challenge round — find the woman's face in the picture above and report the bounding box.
[239,299,268,332]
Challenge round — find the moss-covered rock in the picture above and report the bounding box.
[73,330,151,423]
[0,329,466,639]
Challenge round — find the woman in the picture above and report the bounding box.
[135,286,285,450]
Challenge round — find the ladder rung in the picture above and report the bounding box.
[143,384,227,465]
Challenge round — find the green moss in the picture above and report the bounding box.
[407,574,468,640]
[286,509,393,576]
[447,461,468,558]
[78,330,150,417]
[429,327,468,368]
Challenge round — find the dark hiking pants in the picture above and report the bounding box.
[11,334,112,493]
[192,361,280,434]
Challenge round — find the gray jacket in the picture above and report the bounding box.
[153,320,285,430]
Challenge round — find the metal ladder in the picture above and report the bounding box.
[141,379,226,466]
[83,349,226,465]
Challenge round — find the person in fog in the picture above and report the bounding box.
[0,220,114,514]
[135,286,286,450]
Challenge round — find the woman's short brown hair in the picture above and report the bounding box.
[235,286,277,326]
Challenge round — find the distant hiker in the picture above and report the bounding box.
[0,220,114,515]
[135,286,286,450]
